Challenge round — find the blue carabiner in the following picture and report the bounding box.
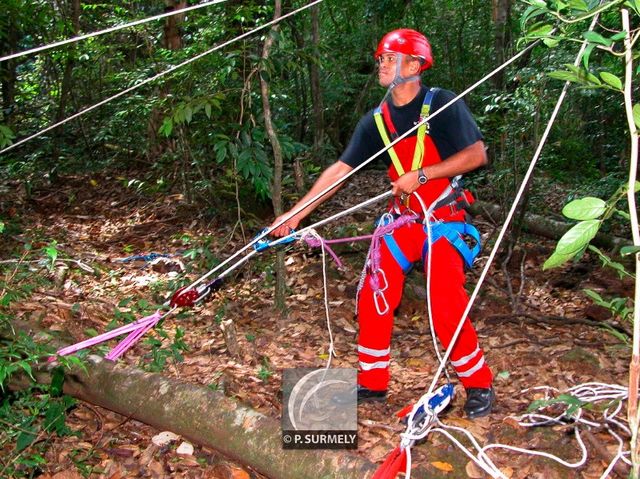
[253,228,297,252]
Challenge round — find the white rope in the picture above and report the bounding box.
[0,0,324,156]
[399,12,606,479]
[0,0,227,64]
[423,13,599,401]
[300,229,336,369]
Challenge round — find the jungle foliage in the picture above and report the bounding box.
[1,0,639,476]
[0,0,632,213]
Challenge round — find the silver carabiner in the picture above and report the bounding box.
[373,290,390,316]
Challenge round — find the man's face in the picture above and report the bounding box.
[377,53,420,87]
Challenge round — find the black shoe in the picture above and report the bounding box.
[356,385,387,403]
[463,387,495,419]
[333,385,387,405]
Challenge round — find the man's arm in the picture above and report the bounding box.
[390,140,487,196]
[270,160,354,237]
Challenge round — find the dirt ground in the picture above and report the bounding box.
[2,170,634,478]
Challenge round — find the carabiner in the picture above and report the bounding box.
[373,290,390,316]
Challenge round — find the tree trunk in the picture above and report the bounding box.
[491,0,511,89]
[0,16,18,126]
[148,1,186,161]
[163,0,187,50]
[310,4,324,163]
[12,354,381,479]
[260,0,287,313]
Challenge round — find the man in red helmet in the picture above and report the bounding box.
[271,29,494,418]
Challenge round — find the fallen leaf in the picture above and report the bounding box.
[152,431,180,447]
[465,460,484,479]
[431,461,454,472]
[229,468,251,479]
[176,441,194,455]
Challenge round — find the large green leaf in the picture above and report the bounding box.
[562,197,606,220]
[583,31,613,46]
[543,250,576,270]
[556,220,601,255]
[543,220,604,271]
[600,72,622,90]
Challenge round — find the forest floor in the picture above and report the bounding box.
[1,169,635,479]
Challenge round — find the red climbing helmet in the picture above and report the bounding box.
[375,29,433,71]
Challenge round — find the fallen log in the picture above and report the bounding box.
[469,200,628,251]
[18,353,381,479]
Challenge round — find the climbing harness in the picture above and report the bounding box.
[374,88,437,177]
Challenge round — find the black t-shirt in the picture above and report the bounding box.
[340,85,483,169]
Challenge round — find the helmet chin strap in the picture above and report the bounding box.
[379,53,421,106]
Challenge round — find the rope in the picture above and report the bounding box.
[0,0,324,156]
[300,229,336,368]
[0,0,227,64]
[396,11,604,479]
[423,13,598,402]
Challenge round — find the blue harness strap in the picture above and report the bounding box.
[375,214,413,274]
[382,233,412,274]
[421,222,481,269]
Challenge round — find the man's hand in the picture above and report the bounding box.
[391,170,420,197]
[269,212,300,237]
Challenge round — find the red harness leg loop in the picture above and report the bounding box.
[372,446,407,479]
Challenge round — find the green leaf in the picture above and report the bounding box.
[204,103,211,118]
[583,31,613,47]
[633,104,640,129]
[50,367,65,397]
[625,0,640,15]
[159,118,173,137]
[583,288,604,304]
[615,209,630,220]
[568,0,589,11]
[556,220,601,255]
[611,31,628,41]
[621,245,640,256]
[548,70,580,83]
[528,23,554,38]
[16,429,37,452]
[0,221,4,233]
[543,37,562,48]
[589,245,633,279]
[582,43,596,69]
[600,72,622,90]
[562,197,606,220]
[543,250,576,270]
[44,399,71,435]
[43,242,58,270]
[530,0,548,7]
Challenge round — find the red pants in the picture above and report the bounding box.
[357,222,493,391]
